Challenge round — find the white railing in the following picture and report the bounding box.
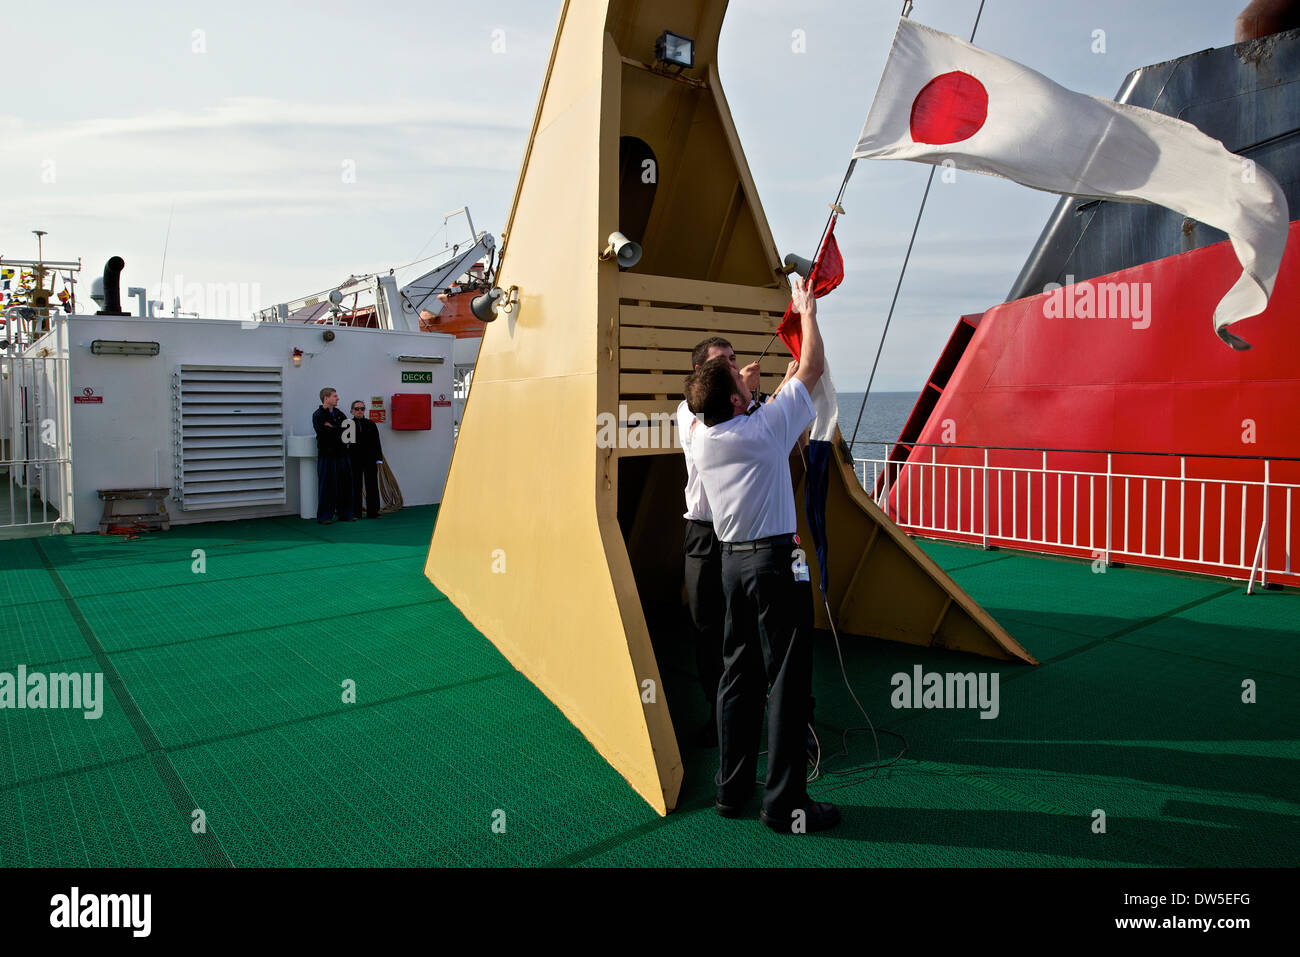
[852,441,1299,589]
[2,304,54,353]
[1,319,74,532]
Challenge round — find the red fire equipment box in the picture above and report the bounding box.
[390,393,431,430]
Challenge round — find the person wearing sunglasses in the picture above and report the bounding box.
[347,400,386,519]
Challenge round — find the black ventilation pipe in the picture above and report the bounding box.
[97,256,129,316]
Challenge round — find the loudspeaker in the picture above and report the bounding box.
[782,253,814,277]
[471,287,504,322]
[603,232,643,269]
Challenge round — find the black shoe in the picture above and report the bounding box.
[715,800,746,819]
[760,801,841,834]
[715,787,754,819]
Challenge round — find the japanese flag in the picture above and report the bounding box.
[854,17,1289,350]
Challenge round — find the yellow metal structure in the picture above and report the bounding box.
[426,0,1034,816]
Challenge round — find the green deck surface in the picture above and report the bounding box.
[1,506,1296,867]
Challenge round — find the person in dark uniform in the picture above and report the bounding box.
[347,399,385,519]
[685,275,838,834]
[312,387,354,524]
[678,337,761,746]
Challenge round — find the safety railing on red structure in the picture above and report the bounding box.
[853,441,1299,590]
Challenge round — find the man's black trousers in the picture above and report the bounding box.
[317,455,353,523]
[683,520,724,715]
[716,537,814,816]
[351,458,381,518]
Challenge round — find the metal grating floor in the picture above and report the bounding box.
[1,507,1296,867]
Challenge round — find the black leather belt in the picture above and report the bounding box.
[720,534,795,554]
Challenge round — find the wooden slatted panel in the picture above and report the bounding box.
[620,273,789,312]
[620,305,781,335]
[620,349,788,374]
[619,436,681,457]
[621,423,680,449]
[622,369,790,393]
[613,277,793,455]
[621,372,688,394]
[620,326,778,353]
[621,399,684,419]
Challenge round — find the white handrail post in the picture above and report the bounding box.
[1247,522,1266,594]
[932,445,937,531]
[1262,459,1270,588]
[1105,452,1113,567]
[882,451,892,520]
[1178,456,1186,561]
[982,446,989,550]
[1042,450,1047,545]
[59,317,75,526]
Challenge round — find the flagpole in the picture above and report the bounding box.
[847,0,987,456]
[846,165,936,454]
[754,158,856,366]
[753,0,975,370]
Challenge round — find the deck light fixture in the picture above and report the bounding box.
[655,30,694,69]
[90,339,159,356]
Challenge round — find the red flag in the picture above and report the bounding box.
[777,217,844,361]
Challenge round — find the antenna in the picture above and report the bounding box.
[159,203,175,311]
[31,231,50,323]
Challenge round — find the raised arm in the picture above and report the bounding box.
[312,409,332,439]
[790,274,824,392]
[771,359,798,398]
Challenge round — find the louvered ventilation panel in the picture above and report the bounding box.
[173,365,286,510]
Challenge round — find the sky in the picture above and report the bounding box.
[2,0,1245,391]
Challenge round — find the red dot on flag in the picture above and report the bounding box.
[909,71,988,145]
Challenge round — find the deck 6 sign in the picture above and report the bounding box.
[401,371,433,383]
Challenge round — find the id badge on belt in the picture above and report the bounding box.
[791,547,810,582]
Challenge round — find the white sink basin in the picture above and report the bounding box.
[287,434,317,458]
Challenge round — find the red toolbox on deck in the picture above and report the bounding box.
[390,393,431,430]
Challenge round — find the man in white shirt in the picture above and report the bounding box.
[684,275,839,834]
[678,337,760,746]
